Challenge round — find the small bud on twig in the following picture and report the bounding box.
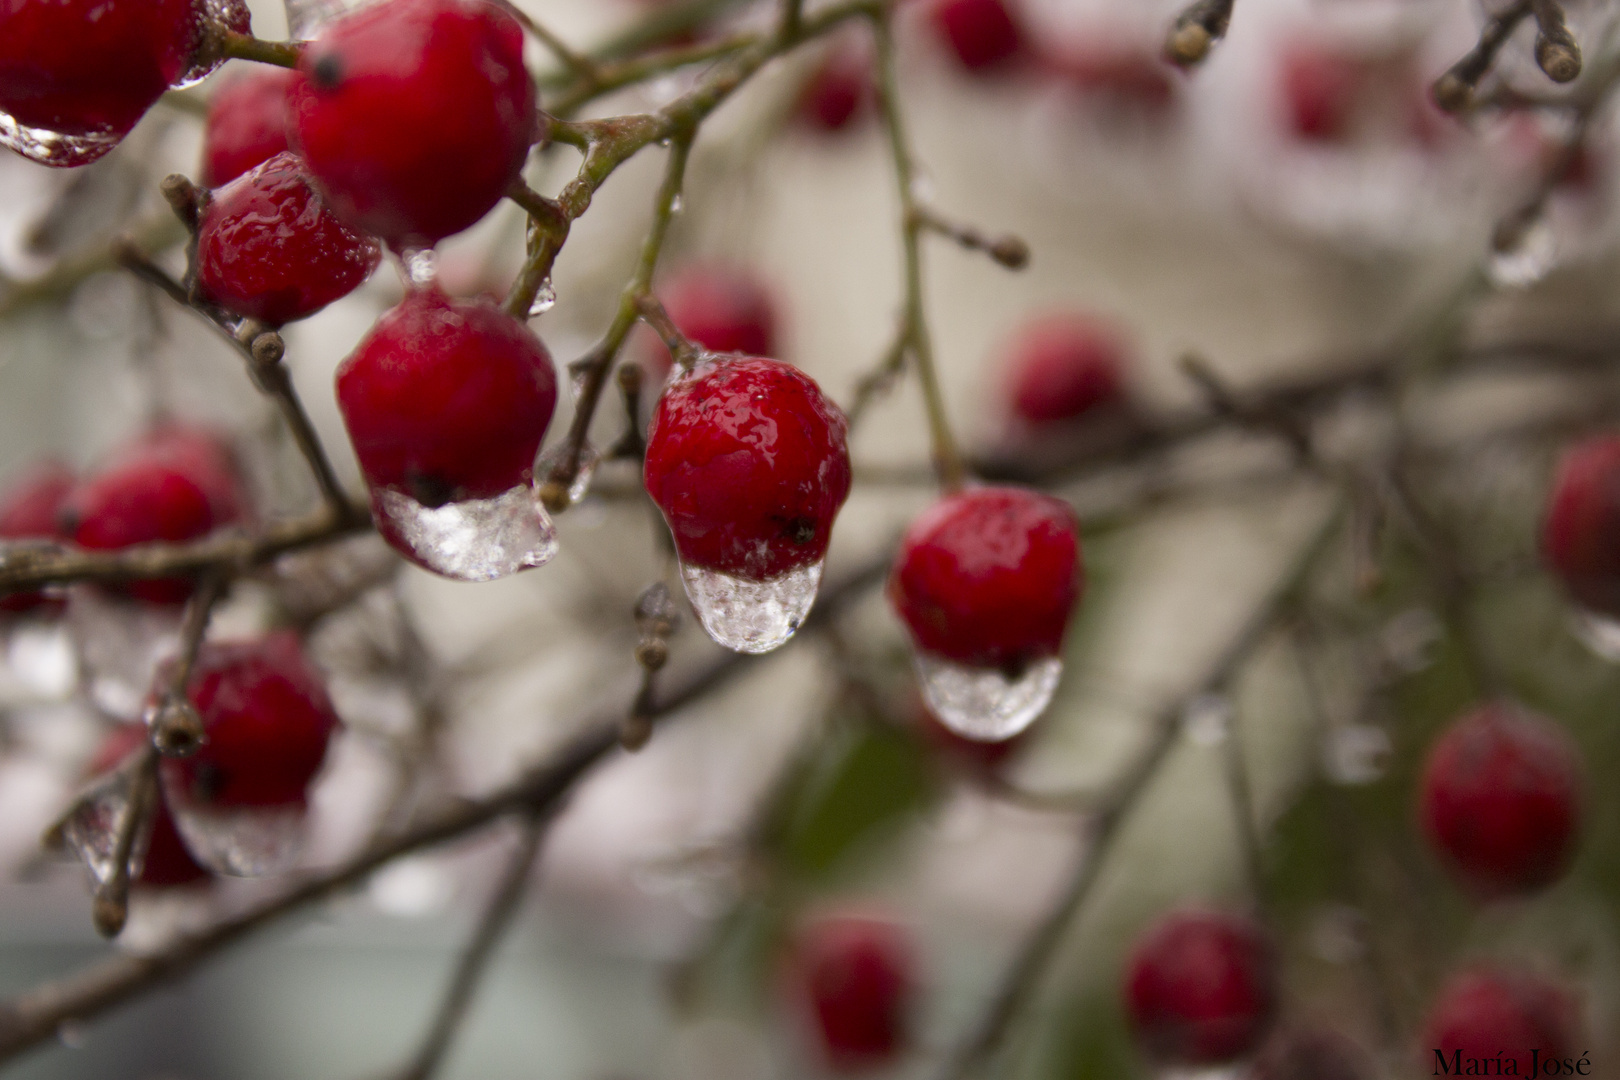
[160,174,204,234]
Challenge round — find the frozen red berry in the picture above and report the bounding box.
[1125,908,1276,1066]
[60,427,248,605]
[337,288,557,512]
[200,65,296,187]
[1542,434,1620,616]
[788,915,915,1071]
[0,461,74,614]
[928,0,1025,73]
[289,0,539,249]
[644,264,780,376]
[90,725,210,888]
[1002,313,1128,426]
[195,150,380,326]
[159,632,340,810]
[1418,703,1582,898]
[0,0,248,167]
[644,355,851,581]
[1279,43,1365,143]
[1423,968,1578,1079]
[798,37,874,133]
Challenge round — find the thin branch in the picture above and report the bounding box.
[143,574,225,758]
[913,206,1030,269]
[1529,0,1581,83]
[1431,0,1533,113]
[219,32,304,69]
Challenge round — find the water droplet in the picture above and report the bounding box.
[1487,217,1557,288]
[0,111,123,167]
[1182,693,1232,746]
[65,588,181,719]
[175,0,254,87]
[535,442,599,508]
[284,0,357,38]
[527,277,557,317]
[1322,723,1391,785]
[400,247,438,288]
[1570,607,1620,661]
[915,652,1060,742]
[372,483,558,582]
[679,560,822,654]
[161,782,305,877]
[58,768,152,886]
[669,194,684,215]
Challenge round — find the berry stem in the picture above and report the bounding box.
[1431,0,1532,113]
[1165,0,1235,68]
[89,746,158,939]
[146,573,225,758]
[219,31,304,70]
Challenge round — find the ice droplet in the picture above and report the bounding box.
[527,277,557,317]
[176,0,254,88]
[535,442,599,507]
[0,112,123,168]
[162,793,305,877]
[373,483,558,582]
[1487,217,1557,289]
[58,769,152,886]
[914,652,1061,742]
[679,560,822,654]
[401,247,438,287]
[66,588,181,719]
[1322,723,1392,785]
[669,194,684,215]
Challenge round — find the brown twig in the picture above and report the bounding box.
[1432,0,1533,113]
[1165,0,1236,68]
[912,206,1030,269]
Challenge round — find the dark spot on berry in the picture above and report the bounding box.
[311,53,344,91]
[406,471,456,509]
[193,761,226,803]
[55,507,79,535]
[998,654,1029,681]
[784,516,817,544]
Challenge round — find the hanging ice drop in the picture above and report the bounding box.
[679,559,823,654]
[913,652,1061,742]
[372,484,558,582]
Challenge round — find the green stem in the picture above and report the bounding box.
[220,32,303,69]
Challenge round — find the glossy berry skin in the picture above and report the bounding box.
[1422,968,1578,1079]
[644,356,852,580]
[889,488,1082,670]
[928,0,1025,73]
[789,915,914,1071]
[195,151,380,326]
[798,39,874,133]
[59,428,247,605]
[337,289,557,509]
[0,461,74,614]
[0,0,244,166]
[91,725,210,888]
[289,0,539,249]
[1003,313,1127,425]
[1543,435,1620,616]
[200,66,295,187]
[1125,909,1276,1066]
[1418,703,1582,898]
[159,633,340,809]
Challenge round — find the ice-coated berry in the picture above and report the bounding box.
[289,0,539,249]
[60,427,248,605]
[798,37,874,132]
[889,487,1082,670]
[1003,313,1128,425]
[789,914,915,1070]
[200,65,295,187]
[337,288,557,508]
[1543,434,1620,616]
[91,725,210,888]
[643,355,852,580]
[645,264,780,376]
[159,632,340,809]
[928,0,1025,73]
[1418,703,1582,898]
[1125,908,1276,1066]
[0,461,74,614]
[0,0,248,167]
[196,151,380,326]
[1422,968,1578,1079]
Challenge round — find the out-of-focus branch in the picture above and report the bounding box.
[1165,0,1236,68]
[1432,0,1533,113]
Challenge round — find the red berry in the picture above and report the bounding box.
[0,0,247,167]
[928,0,1025,73]
[1422,968,1578,1079]
[798,37,874,133]
[200,65,295,187]
[289,0,539,249]
[337,288,557,509]
[789,915,915,1070]
[1418,703,1582,898]
[195,151,380,326]
[60,427,248,605]
[889,487,1082,670]
[1279,44,1365,143]
[644,264,780,376]
[1125,908,1276,1066]
[159,632,340,809]
[643,355,852,580]
[90,725,210,888]
[0,461,74,615]
[1542,434,1620,616]
[1003,313,1128,426]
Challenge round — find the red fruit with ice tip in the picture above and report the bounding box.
[1543,434,1620,616]
[1003,313,1129,426]
[1418,703,1582,898]
[195,151,380,326]
[0,0,250,167]
[928,0,1025,73]
[643,355,851,580]
[200,65,295,187]
[0,461,74,614]
[789,914,915,1070]
[59,427,248,606]
[889,487,1082,670]
[159,632,340,810]
[1422,968,1579,1080]
[337,288,557,509]
[1125,908,1276,1066]
[289,0,539,249]
[90,725,210,888]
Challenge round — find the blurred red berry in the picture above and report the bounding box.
[928,0,1025,73]
[289,0,539,249]
[789,915,915,1070]
[90,725,210,888]
[1279,43,1365,143]
[798,38,875,133]
[0,461,74,615]
[1423,968,1578,1079]
[645,264,780,376]
[1543,435,1620,617]
[201,66,296,187]
[1002,312,1128,426]
[1125,908,1276,1066]
[1043,44,1175,113]
[1419,703,1582,898]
